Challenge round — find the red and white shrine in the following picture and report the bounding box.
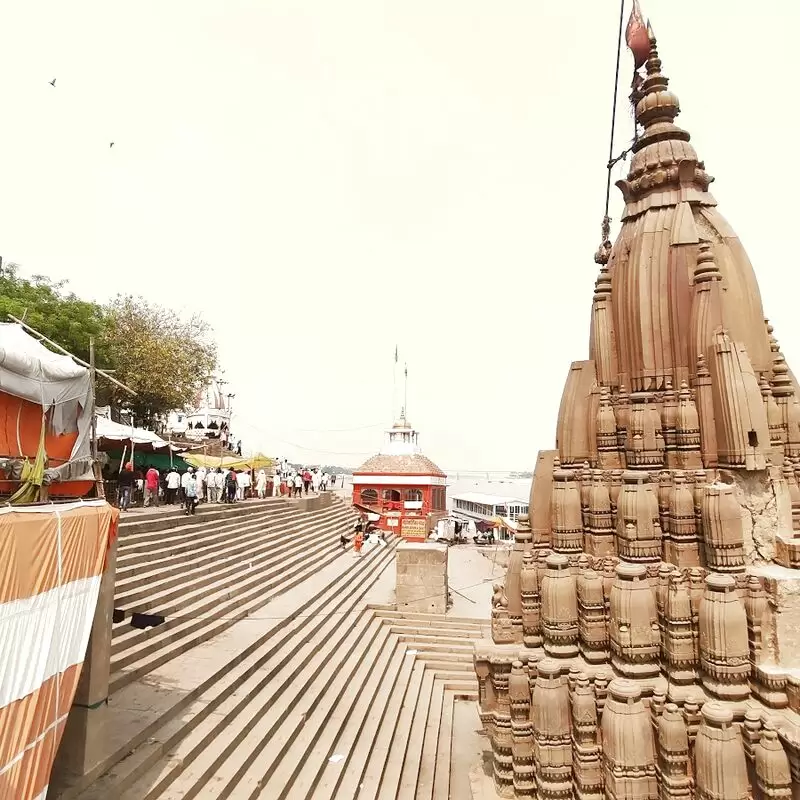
[352,413,447,542]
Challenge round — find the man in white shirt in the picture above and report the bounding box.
[165,467,180,504]
[195,467,207,503]
[180,467,194,508]
[214,468,226,502]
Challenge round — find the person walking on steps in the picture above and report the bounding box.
[118,462,135,511]
[184,471,198,516]
[293,471,303,498]
[353,529,364,556]
[165,467,180,504]
[144,465,159,507]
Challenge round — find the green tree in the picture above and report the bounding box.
[0,263,108,364]
[101,295,218,425]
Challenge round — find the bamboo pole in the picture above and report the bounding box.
[8,314,137,396]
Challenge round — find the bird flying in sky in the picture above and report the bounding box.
[109,142,114,148]
[49,78,56,87]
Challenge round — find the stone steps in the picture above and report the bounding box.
[112,504,351,627]
[109,503,356,692]
[114,505,341,610]
[69,510,489,800]
[71,537,398,800]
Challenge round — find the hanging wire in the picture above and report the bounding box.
[595,0,627,265]
[604,0,627,221]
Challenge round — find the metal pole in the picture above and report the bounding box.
[90,337,98,460]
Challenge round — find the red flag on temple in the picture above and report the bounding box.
[625,0,650,68]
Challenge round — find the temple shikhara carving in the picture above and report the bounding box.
[473,22,800,800]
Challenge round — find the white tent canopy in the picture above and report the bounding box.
[0,322,93,469]
[95,416,176,451]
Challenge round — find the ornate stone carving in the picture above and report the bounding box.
[694,702,749,800]
[698,573,751,700]
[609,562,660,679]
[540,553,579,658]
[601,679,658,799]
[472,24,800,800]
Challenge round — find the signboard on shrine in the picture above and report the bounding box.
[401,517,427,541]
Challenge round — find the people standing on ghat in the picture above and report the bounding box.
[225,468,237,503]
[272,468,281,497]
[184,470,198,516]
[180,466,194,508]
[256,468,267,499]
[165,467,180,504]
[312,469,321,493]
[208,467,225,503]
[293,471,303,498]
[353,528,364,555]
[144,465,160,507]
[235,469,247,500]
[118,462,135,511]
[302,467,312,495]
[195,466,207,503]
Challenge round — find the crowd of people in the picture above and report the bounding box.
[116,460,346,513]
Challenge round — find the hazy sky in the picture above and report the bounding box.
[1,1,797,471]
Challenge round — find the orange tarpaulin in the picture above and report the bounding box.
[0,500,117,800]
[0,393,92,498]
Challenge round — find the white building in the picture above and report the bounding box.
[166,378,234,443]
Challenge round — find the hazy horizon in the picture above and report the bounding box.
[2,1,797,471]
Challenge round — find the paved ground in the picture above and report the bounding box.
[364,541,505,619]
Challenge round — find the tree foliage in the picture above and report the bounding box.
[0,263,107,364]
[101,295,217,424]
[0,265,218,423]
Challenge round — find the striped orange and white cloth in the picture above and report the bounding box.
[0,500,118,800]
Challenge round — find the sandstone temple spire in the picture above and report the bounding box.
[474,16,800,800]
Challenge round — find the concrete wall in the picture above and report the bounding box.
[395,542,448,614]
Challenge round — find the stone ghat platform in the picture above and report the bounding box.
[51,498,496,799]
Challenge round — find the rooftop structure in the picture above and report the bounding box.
[474,20,800,800]
[353,412,447,541]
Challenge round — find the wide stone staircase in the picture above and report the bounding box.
[59,499,487,800]
[109,496,357,692]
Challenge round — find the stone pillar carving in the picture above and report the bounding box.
[625,402,666,469]
[531,659,572,800]
[577,566,609,664]
[701,481,746,573]
[663,571,699,687]
[474,651,496,731]
[616,385,630,452]
[689,240,723,376]
[655,702,692,800]
[692,469,708,554]
[698,573,751,701]
[504,519,526,644]
[708,329,770,471]
[571,674,603,800]
[755,723,793,799]
[509,660,535,799]
[662,380,679,466]
[609,562,660,679]
[616,471,662,563]
[782,459,800,533]
[769,332,800,459]
[745,575,768,667]
[657,470,672,539]
[586,471,615,556]
[676,381,703,469]
[492,584,515,644]
[551,465,584,554]
[695,355,719,467]
[596,388,623,469]
[492,656,515,797]
[600,679,658,800]
[667,473,701,567]
[694,702,750,800]
[762,374,785,461]
[540,553,579,659]
[590,266,618,388]
[519,550,542,648]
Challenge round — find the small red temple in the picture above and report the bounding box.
[352,413,447,542]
